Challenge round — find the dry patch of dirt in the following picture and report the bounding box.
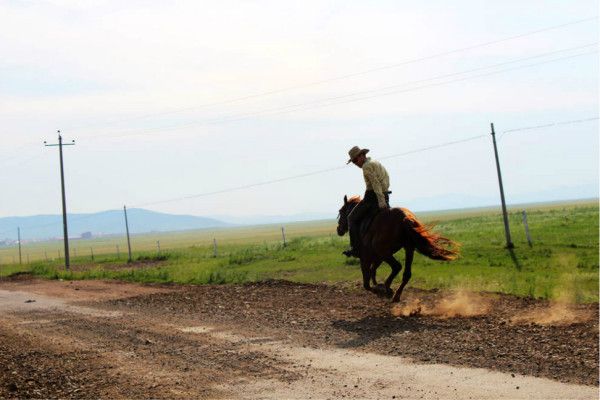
[103,280,597,386]
[0,320,175,399]
[0,277,175,301]
[0,278,598,399]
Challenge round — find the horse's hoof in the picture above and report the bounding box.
[372,284,389,298]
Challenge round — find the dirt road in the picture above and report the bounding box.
[0,277,597,399]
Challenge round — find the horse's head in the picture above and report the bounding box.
[336,194,360,236]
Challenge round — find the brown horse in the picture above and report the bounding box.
[337,195,458,302]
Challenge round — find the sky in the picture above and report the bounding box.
[0,0,598,222]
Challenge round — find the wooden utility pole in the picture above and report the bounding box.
[490,123,514,249]
[44,131,75,270]
[281,227,287,247]
[124,205,133,262]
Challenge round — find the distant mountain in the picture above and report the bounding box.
[2,182,597,241]
[0,209,230,241]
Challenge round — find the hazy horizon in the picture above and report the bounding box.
[1,1,598,221]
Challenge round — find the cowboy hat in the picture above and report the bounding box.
[347,146,369,164]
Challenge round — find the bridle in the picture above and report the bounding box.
[336,205,349,235]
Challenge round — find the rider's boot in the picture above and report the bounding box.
[343,227,361,258]
[342,248,359,257]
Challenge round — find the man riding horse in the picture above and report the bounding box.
[338,146,458,302]
[343,146,391,258]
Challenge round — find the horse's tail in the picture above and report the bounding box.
[400,208,459,261]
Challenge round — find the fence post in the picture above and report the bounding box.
[281,226,287,247]
[124,205,133,263]
[157,240,161,254]
[90,247,94,261]
[522,210,533,247]
[17,227,22,265]
[213,238,218,257]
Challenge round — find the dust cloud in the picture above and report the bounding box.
[510,300,593,326]
[391,290,491,318]
[510,267,594,326]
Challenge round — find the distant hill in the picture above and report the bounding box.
[0,209,230,241]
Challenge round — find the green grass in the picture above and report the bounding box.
[1,202,598,303]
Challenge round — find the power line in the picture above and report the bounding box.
[93,46,598,140]
[500,116,599,135]
[2,115,596,235]
[65,16,598,132]
[122,137,529,207]
[126,116,600,207]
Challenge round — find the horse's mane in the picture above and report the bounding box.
[348,195,361,204]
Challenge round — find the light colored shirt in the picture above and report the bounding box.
[362,157,390,208]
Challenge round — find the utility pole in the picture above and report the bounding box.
[17,227,22,265]
[124,205,133,262]
[45,131,75,270]
[490,123,514,249]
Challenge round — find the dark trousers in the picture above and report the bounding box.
[347,190,389,251]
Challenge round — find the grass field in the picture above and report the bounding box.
[1,201,598,303]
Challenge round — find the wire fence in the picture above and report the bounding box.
[0,116,597,266]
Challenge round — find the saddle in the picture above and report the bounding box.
[358,207,381,238]
[358,191,391,238]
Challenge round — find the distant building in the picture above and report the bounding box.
[81,231,93,239]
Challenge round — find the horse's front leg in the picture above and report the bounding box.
[360,256,372,292]
[392,247,414,303]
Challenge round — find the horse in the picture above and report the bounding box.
[336,195,458,302]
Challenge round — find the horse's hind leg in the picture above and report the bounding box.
[370,259,383,286]
[392,247,415,303]
[383,256,402,298]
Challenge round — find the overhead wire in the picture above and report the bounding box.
[64,16,598,132]
[92,45,598,140]
[1,115,597,236]
[131,116,597,207]
[499,116,599,137]
[2,15,598,233]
